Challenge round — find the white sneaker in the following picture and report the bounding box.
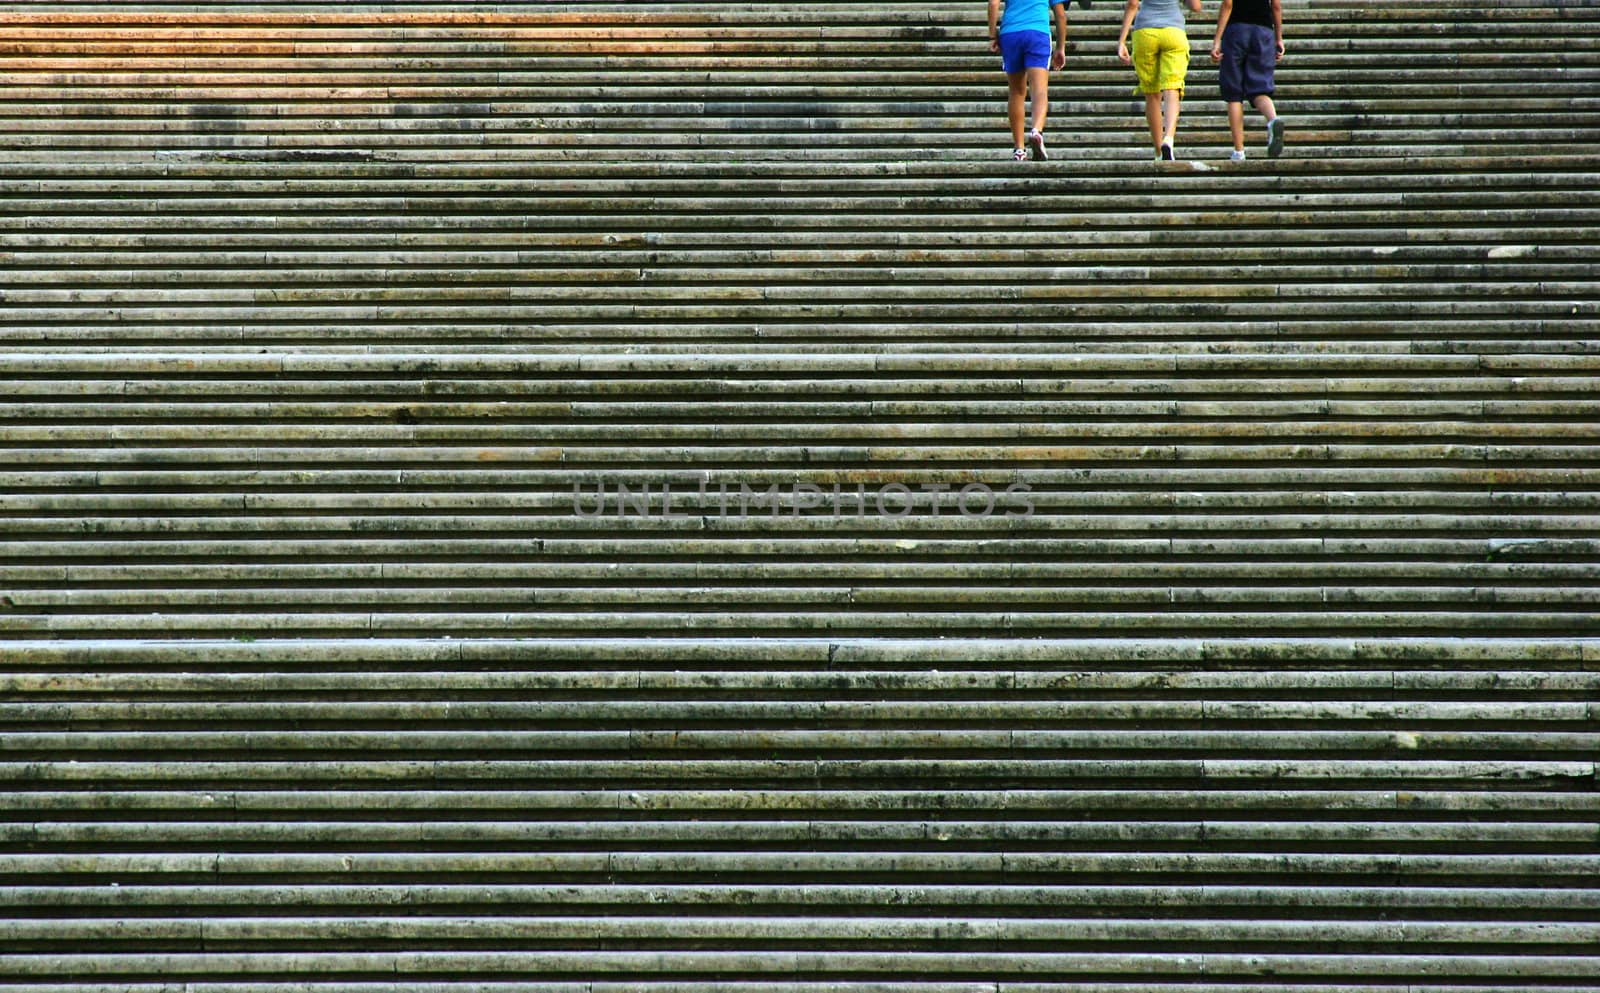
[1028,129,1047,160]
[1230,150,1247,162]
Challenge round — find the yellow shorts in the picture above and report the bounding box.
[1131,26,1190,95]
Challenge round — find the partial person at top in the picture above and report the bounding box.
[1117,0,1204,161]
[1212,0,1285,160]
[990,0,1091,161]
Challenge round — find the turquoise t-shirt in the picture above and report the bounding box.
[999,0,1067,36]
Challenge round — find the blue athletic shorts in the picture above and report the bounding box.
[1218,21,1277,102]
[999,30,1052,74]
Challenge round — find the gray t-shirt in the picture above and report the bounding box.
[1132,0,1187,30]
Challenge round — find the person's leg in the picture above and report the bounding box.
[1264,97,1285,157]
[1255,92,1283,156]
[1228,101,1246,151]
[1156,28,1188,157]
[1245,25,1278,126]
[1007,71,1028,153]
[1132,30,1163,156]
[1143,93,1164,153]
[1027,66,1051,134]
[1240,25,1284,157]
[1162,89,1181,147]
[1218,22,1248,153]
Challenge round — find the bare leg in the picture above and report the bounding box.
[1027,66,1051,134]
[1007,72,1028,150]
[1227,101,1245,151]
[1143,93,1163,152]
[1256,93,1283,156]
[1162,89,1182,146]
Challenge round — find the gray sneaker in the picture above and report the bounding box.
[1267,118,1285,158]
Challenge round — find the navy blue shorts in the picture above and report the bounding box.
[1217,21,1277,102]
[999,30,1052,74]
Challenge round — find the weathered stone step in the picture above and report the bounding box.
[3,613,1596,639]
[6,331,1595,351]
[2,196,1589,224]
[25,913,1600,944]
[2,245,1591,268]
[1,633,1591,664]
[12,830,1595,869]
[6,140,1593,164]
[1,162,1594,193]
[9,397,1599,418]
[11,149,1585,173]
[9,466,1587,489]
[2,264,1595,290]
[0,986,1579,993]
[1,91,1592,111]
[6,874,1600,909]
[3,80,1594,97]
[0,949,1596,982]
[11,815,1599,843]
[5,727,1595,757]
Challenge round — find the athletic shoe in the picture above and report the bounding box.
[1160,141,1175,161]
[1267,118,1285,158]
[1028,129,1047,161]
[1230,150,1246,162]
[1012,147,1028,162]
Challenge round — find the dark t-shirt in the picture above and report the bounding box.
[1230,0,1275,27]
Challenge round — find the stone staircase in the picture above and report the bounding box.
[0,0,1597,988]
